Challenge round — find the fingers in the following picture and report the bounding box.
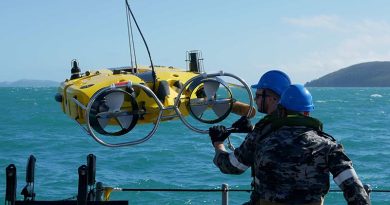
[209,125,227,136]
[209,125,229,145]
[209,125,225,131]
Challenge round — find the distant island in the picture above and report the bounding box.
[0,79,59,87]
[305,61,390,87]
[2,61,390,87]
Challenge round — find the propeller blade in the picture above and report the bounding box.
[105,92,125,111]
[116,115,133,129]
[203,80,220,100]
[212,99,231,117]
[97,117,109,129]
[189,98,208,117]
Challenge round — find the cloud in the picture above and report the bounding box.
[283,15,342,31]
[353,19,390,34]
[283,16,390,83]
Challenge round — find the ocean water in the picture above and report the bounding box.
[0,87,389,204]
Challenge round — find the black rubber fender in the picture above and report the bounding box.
[156,80,170,103]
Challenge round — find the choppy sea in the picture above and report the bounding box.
[0,87,389,204]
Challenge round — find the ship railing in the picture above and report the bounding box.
[5,154,390,205]
[102,183,390,205]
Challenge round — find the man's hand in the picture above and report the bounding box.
[209,125,230,145]
[232,116,253,133]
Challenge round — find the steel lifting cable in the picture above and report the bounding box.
[125,0,157,91]
[125,4,136,70]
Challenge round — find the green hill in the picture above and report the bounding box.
[305,61,390,87]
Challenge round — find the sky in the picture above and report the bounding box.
[1,0,390,85]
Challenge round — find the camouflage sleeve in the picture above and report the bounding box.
[327,143,371,204]
[213,131,257,174]
[233,131,257,166]
[339,178,371,205]
[213,149,248,174]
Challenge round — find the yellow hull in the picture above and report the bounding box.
[58,66,199,124]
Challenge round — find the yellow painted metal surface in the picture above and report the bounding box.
[57,66,200,124]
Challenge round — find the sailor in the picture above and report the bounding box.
[229,69,292,132]
[209,69,291,203]
[209,84,371,204]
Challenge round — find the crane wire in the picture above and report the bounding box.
[125,0,157,91]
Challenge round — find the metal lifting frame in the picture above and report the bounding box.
[71,72,253,147]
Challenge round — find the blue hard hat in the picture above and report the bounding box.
[251,70,291,96]
[280,84,314,112]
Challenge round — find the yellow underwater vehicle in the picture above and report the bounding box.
[54,1,255,147]
[55,51,255,147]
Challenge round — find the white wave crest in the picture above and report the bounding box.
[370,94,383,98]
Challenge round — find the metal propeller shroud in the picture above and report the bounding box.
[188,77,234,124]
[88,88,139,136]
[75,72,253,147]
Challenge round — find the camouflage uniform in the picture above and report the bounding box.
[213,115,370,204]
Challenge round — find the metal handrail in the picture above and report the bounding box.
[105,186,390,193]
[103,184,387,205]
